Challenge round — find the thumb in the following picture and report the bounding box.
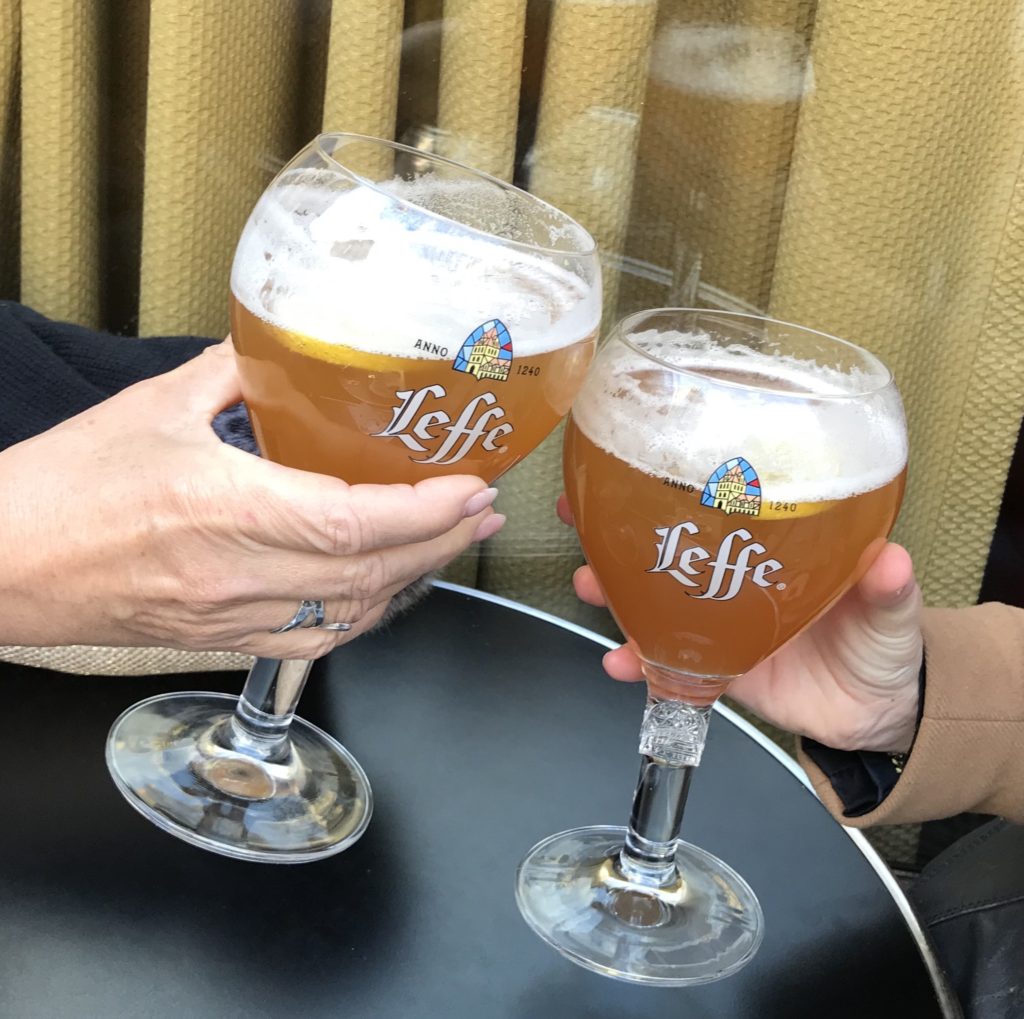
[157,338,243,424]
[855,542,921,640]
[847,544,925,692]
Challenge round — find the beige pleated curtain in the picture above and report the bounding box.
[1,0,1023,675]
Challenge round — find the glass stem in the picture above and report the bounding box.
[228,657,313,761]
[618,695,713,889]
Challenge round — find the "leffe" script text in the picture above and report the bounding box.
[373,385,514,465]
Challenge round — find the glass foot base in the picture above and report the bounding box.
[106,692,372,863]
[516,825,764,986]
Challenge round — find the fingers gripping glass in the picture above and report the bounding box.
[104,133,600,863]
[516,308,908,983]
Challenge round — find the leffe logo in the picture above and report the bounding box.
[451,319,513,383]
[648,522,785,601]
[701,457,761,517]
[374,319,517,464]
[372,385,514,465]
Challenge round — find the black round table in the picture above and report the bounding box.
[0,584,955,1018]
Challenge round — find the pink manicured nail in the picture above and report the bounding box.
[464,487,499,518]
[472,512,506,542]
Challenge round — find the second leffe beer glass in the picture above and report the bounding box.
[517,308,907,983]
[106,133,600,862]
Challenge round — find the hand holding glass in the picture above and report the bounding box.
[516,308,907,984]
[106,133,600,863]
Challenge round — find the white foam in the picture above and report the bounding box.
[230,171,600,358]
[572,329,907,504]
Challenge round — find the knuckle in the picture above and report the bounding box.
[360,593,384,618]
[163,468,213,517]
[155,474,238,555]
[341,552,390,602]
[179,584,221,619]
[178,572,244,618]
[322,502,371,556]
[302,631,345,660]
[350,594,384,621]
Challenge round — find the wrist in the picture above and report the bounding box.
[0,441,130,647]
[800,653,926,818]
[0,445,48,643]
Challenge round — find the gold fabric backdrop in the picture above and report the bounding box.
[1,0,1022,678]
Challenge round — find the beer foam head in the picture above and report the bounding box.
[572,326,908,504]
[231,169,600,358]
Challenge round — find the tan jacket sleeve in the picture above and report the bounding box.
[796,602,1024,826]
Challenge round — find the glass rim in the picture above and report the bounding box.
[312,131,598,259]
[615,307,895,400]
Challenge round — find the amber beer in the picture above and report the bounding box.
[231,296,595,485]
[229,173,599,485]
[565,346,908,703]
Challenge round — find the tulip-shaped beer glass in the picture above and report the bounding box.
[516,309,907,983]
[106,133,600,862]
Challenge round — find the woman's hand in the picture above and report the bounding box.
[560,494,923,753]
[0,341,503,659]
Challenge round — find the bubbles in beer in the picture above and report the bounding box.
[231,170,600,361]
[572,328,908,505]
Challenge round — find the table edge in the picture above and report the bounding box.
[432,580,958,1017]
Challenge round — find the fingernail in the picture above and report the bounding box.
[464,487,499,518]
[472,512,506,542]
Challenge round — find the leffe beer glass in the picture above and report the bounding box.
[516,308,907,983]
[106,133,600,863]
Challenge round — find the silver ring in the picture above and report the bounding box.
[270,599,351,634]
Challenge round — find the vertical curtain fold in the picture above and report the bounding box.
[438,0,527,181]
[20,0,101,325]
[627,0,814,314]
[768,0,1024,606]
[138,0,307,338]
[476,0,657,626]
[529,0,657,324]
[322,0,404,147]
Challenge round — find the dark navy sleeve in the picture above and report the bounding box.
[800,741,906,817]
[0,302,254,453]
